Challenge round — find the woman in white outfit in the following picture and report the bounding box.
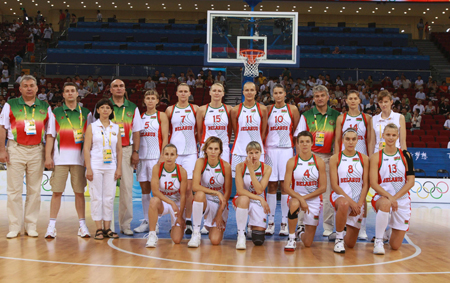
[84,98,122,240]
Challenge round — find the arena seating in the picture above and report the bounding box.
[0,24,27,60]
[431,32,450,60]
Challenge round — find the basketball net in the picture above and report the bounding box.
[240,49,265,78]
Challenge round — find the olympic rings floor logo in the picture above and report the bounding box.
[411,181,449,199]
[23,173,51,192]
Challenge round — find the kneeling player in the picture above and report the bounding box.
[145,144,187,248]
[233,141,272,250]
[188,137,232,247]
[284,131,326,251]
[370,123,414,255]
[329,128,369,253]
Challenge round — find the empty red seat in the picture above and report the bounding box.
[413,142,426,148]
[426,130,438,136]
[412,130,425,136]
[408,136,420,143]
[440,142,449,148]
[406,141,413,148]
[427,142,440,148]
[436,136,449,143]
[421,136,435,143]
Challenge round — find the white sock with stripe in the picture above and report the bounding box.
[236,208,249,237]
[375,211,389,239]
[192,201,204,233]
[267,193,276,223]
[281,194,289,224]
[142,194,151,222]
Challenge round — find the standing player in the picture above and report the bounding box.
[283,131,326,251]
[370,123,414,254]
[329,128,370,253]
[196,83,232,163]
[233,141,272,250]
[133,90,169,234]
[145,144,187,248]
[369,90,407,155]
[44,82,92,238]
[264,84,299,236]
[334,90,372,240]
[230,82,268,177]
[166,83,199,234]
[293,85,339,237]
[188,137,232,247]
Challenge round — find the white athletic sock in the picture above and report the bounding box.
[236,208,249,237]
[289,233,295,240]
[186,217,192,222]
[267,193,277,223]
[149,231,156,236]
[49,219,56,228]
[375,211,390,239]
[192,201,204,233]
[336,231,344,240]
[281,194,289,224]
[142,194,151,222]
[78,218,85,227]
[361,217,367,230]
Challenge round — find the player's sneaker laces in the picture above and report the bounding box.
[134,219,149,233]
[145,232,158,248]
[334,239,345,253]
[295,225,305,241]
[45,226,57,239]
[236,234,246,250]
[200,226,209,235]
[188,232,201,248]
[78,225,91,238]
[185,220,193,235]
[279,223,289,236]
[265,222,275,235]
[373,239,385,255]
[284,238,297,251]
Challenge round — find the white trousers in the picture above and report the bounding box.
[88,168,116,221]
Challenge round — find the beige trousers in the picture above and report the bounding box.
[119,146,134,231]
[6,140,44,232]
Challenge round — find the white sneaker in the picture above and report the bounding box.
[279,223,289,236]
[200,226,209,235]
[284,238,297,251]
[134,220,149,233]
[358,227,368,240]
[295,225,305,241]
[188,232,201,248]
[334,239,345,253]
[26,230,39,237]
[236,234,246,250]
[265,222,275,235]
[78,225,91,238]
[185,222,193,235]
[45,226,57,239]
[323,229,333,237]
[373,239,385,255]
[145,232,158,248]
[6,231,20,239]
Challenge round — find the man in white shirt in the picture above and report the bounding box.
[144,76,155,90]
[393,76,402,89]
[43,24,53,48]
[401,75,411,89]
[37,88,48,101]
[444,114,450,130]
[77,85,90,98]
[159,72,168,84]
[415,87,427,100]
[304,85,313,98]
[414,76,424,89]
[267,77,277,96]
[413,99,425,114]
[316,76,323,86]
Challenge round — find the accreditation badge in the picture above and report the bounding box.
[103,149,112,163]
[74,129,84,144]
[379,141,386,150]
[118,123,125,137]
[24,120,37,135]
[315,132,325,147]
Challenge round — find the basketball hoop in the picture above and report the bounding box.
[240,49,265,78]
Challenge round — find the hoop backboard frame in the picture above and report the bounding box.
[205,10,299,68]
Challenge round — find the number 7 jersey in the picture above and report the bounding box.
[169,104,197,155]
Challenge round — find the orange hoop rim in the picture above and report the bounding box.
[240,49,265,64]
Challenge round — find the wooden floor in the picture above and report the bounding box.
[0,199,449,283]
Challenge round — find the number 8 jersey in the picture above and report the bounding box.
[337,151,364,202]
[158,162,183,203]
[292,154,320,198]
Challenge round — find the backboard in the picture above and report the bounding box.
[205,11,299,67]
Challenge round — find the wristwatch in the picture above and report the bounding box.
[133,149,139,154]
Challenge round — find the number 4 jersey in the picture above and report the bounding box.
[292,154,320,199]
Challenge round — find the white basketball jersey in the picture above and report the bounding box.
[139,111,162,160]
[372,111,401,153]
[169,104,197,155]
[201,104,230,145]
[200,159,227,204]
[158,163,182,203]
[292,154,320,198]
[242,162,265,205]
[265,104,294,148]
[231,103,265,156]
[378,149,408,200]
[337,151,364,202]
[340,113,368,155]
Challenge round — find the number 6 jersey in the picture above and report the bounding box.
[200,159,227,204]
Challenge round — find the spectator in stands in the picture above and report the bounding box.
[417,19,424,40]
[97,10,102,22]
[411,109,422,131]
[413,99,425,115]
[262,92,274,105]
[198,70,207,81]
[401,108,412,123]
[168,73,177,84]
[58,10,65,32]
[205,75,214,88]
[332,46,341,54]
[308,77,317,87]
[7,91,16,101]
[414,76,424,89]
[362,93,370,106]
[297,97,308,112]
[134,79,144,92]
[415,87,427,100]
[316,75,324,86]
[51,91,63,105]
[365,98,377,113]
[152,70,160,82]
[325,74,333,86]
[400,93,409,106]
[74,75,81,86]
[258,79,268,97]
[292,85,301,98]
[381,76,393,88]
[424,101,436,115]
[111,15,118,23]
[97,76,104,91]
[334,85,343,99]
[439,81,449,94]
[160,89,170,105]
[178,72,187,84]
[281,76,289,87]
[393,76,402,89]
[256,72,266,86]
[1,65,10,96]
[399,99,410,112]
[195,74,204,88]
[186,68,194,78]
[401,75,411,89]
[25,39,35,62]
[444,114,450,130]
[267,77,276,95]
[426,76,433,89]
[365,75,373,88]
[15,72,24,86]
[65,9,71,29]
[188,92,194,103]
[159,72,168,84]
[144,76,155,90]
[14,53,22,70]
[282,68,291,79]
[428,80,438,99]
[77,84,90,99]
[86,76,94,89]
[37,88,48,102]
[303,85,313,98]
[187,75,195,87]
[438,99,450,116]
[39,75,46,86]
[330,93,339,108]
[355,79,365,89]
[215,71,226,86]
[392,91,401,106]
[92,82,99,95]
[43,24,52,48]
[335,75,344,87]
[296,78,306,90]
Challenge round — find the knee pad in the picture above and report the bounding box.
[251,230,265,246]
[288,208,300,220]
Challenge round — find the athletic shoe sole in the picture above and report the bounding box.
[334,249,346,254]
[284,247,296,252]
